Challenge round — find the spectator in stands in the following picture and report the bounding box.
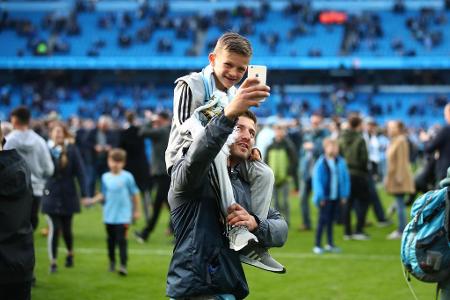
[0,120,35,300]
[265,124,297,225]
[385,120,415,240]
[135,111,171,242]
[420,103,450,186]
[4,106,54,231]
[312,138,350,254]
[338,113,370,240]
[299,113,329,231]
[41,122,88,273]
[119,111,152,222]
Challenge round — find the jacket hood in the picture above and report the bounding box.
[340,129,360,144]
[0,150,30,198]
[6,130,38,154]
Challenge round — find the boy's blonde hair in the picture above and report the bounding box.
[322,137,338,149]
[108,148,127,162]
[214,32,252,57]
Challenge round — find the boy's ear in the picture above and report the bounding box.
[208,52,216,67]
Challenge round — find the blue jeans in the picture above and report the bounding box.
[394,194,406,232]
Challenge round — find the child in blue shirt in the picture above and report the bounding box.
[312,138,350,254]
[89,148,140,275]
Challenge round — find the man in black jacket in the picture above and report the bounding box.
[135,111,171,242]
[0,121,35,300]
[421,103,450,185]
[166,79,288,299]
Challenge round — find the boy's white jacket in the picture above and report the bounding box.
[165,66,237,173]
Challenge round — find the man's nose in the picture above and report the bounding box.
[240,130,251,141]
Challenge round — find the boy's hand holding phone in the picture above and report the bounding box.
[247,65,268,102]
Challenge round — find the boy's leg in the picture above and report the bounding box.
[180,102,257,251]
[240,159,274,220]
[117,224,128,268]
[315,204,327,248]
[211,151,258,251]
[105,224,116,267]
[326,201,338,247]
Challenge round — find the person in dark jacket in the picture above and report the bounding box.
[167,91,288,299]
[0,122,35,300]
[135,111,171,242]
[338,113,370,240]
[119,111,152,221]
[41,122,89,273]
[420,103,450,185]
[84,115,119,196]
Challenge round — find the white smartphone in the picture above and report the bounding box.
[247,65,267,86]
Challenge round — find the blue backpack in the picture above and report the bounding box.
[401,187,450,283]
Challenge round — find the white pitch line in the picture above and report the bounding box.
[37,247,399,261]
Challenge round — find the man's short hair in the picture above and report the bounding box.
[108,148,127,162]
[125,111,135,124]
[240,110,257,125]
[348,113,362,129]
[10,106,31,125]
[158,111,171,120]
[214,32,252,57]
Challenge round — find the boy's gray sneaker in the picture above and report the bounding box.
[239,244,286,274]
[227,225,258,251]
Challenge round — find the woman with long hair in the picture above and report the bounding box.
[384,120,415,240]
[41,122,89,273]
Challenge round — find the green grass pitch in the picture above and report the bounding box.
[31,188,435,300]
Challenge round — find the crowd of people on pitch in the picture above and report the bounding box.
[0,106,173,279]
[1,102,449,259]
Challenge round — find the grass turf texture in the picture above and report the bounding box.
[32,188,435,300]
